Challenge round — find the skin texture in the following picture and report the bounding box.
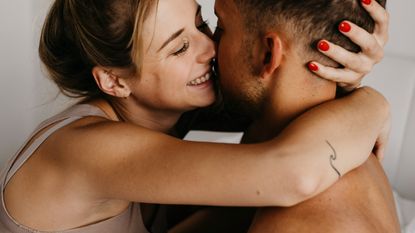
[3,0,390,232]
[248,156,400,233]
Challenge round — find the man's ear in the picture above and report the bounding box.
[260,32,284,80]
[92,66,131,98]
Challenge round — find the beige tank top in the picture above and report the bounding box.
[0,104,165,233]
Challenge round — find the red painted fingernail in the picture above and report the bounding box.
[339,21,351,33]
[362,0,371,5]
[308,62,319,72]
[318,41,330,52]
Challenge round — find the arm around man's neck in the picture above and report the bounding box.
[269,86,390,205]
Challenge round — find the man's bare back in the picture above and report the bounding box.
[248,155,400,233]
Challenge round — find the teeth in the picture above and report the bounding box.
[188,73,211,86]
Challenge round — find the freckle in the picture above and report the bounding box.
[256,190,261,196]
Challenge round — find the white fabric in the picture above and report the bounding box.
[394,191,415,233]
[184,130,243,144]
[406,217,415,233]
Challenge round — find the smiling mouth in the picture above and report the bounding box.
[187,72,212,86]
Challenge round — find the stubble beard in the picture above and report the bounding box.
[224,36,266,119]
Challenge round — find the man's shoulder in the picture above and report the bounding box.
[251,155,400,233]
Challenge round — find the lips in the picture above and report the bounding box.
[187,72,211,86]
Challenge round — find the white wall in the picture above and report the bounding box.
[198,0,216,31]
[385,0,415,59]
[1,1,37,165]
[0,0,74,165]
[0,0,414,178]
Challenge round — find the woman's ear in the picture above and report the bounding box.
[92,66,131,98]
[260,32,284,80]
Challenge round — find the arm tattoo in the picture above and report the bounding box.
[326,140,341,179]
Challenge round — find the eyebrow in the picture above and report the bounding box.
[157,5,202,53]
[158,28,185,52]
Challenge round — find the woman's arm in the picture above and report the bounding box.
[271,87,389,205]
[53,86,388,207]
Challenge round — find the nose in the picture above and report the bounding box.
[196,32,216,64]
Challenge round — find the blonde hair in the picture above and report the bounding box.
[39,0,158,98]
[130,0,158,75]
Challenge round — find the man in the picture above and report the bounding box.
[212,0,400,232]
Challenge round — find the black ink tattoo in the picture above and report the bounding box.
[326,140,341,178]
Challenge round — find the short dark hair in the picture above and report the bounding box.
[234,0,387,65]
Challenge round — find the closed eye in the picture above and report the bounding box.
[173,39,190,56]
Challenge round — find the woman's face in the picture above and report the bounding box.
[130,0,216,112]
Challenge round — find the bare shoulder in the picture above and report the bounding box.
[5,115,169,202]
[42,116,175,187]
[248,155,401,233]
[3,116,137,230]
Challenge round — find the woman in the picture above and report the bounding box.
[0,0,389,232]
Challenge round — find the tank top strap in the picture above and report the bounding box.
[2,104,108,187]
[0,104,153,233]
[37,104,108,130]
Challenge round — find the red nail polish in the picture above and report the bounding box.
[339,21,351,33]
[308,62,319,72]
[362,0,371,5]
[318,41,330,52]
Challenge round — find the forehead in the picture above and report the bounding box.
[215,0,240,21]
[141,0,198,50]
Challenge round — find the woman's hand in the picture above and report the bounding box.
[310,0,389,92]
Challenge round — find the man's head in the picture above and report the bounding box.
[233,0,386,66]
[214,0,386,118]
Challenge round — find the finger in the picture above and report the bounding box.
[316,40,371,74]
[308,61,361,84]
[337,21,384,62]
[361,0,389,45]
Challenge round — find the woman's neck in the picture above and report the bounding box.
[88,98,183,134]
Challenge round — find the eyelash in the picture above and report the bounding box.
[173,39,190,56]
[213,26,223,41]
[197,20,210,31]
[171,17,209,57]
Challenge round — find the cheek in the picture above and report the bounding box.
[141,62,185,96]
[160,59,192,89]
[218,42,238,84]
[217,45,249,100]
[218,34,240,69]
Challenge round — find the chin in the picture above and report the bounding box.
[194,95,216,108]
[199,99,216,108]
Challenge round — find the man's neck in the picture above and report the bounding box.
[242,59,337,143]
